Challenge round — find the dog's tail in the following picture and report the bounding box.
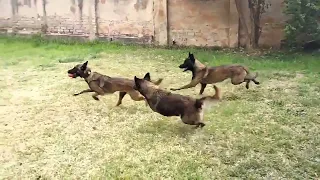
[153,78,163,85]
[243,66,258,80]
[194,85,221,109]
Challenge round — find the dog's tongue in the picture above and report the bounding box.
[68,74,74,78]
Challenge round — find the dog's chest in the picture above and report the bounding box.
[147,96,160,112]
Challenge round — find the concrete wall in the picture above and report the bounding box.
[168,0,239,47]
[0,0,287,48]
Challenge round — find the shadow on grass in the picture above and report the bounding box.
[136,118,197,138]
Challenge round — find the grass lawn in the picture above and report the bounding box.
[0,36,319,179]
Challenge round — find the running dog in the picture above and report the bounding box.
[170,52,260,94]
[67,61,163,106]
[133,73,221,128]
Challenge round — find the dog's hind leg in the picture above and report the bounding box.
[116,92,127,106]
[231,71,247,86]
[194,122,206,129]
[128,91,145,101]
[199,83,207,95]
[244,77,259,89]
[128,91,148,106]
[73,89,93,96]
[245,80,250,89]
[252,79,260,85]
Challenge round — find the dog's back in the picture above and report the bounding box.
[147,90,197,117]
[202,64,248,84]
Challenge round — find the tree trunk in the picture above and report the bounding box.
[248,0,263,48]
[248,0,256,49]
[234,0,251,49]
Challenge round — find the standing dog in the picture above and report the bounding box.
[133,73,221,128]
[170,52,260,94]
[67,61,163,106]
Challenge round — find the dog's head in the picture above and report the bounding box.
[133,72,158,95]
[179,52,196,72]
[67,61,91,78]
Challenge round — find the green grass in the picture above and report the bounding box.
[0,36,319,179]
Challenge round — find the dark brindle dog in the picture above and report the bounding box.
[133,73,221,128]
[67,61,163,106]
[170,52,260,94]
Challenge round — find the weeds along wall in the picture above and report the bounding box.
[0,0,286,48]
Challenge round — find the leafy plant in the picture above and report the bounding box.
[284,0,320,48]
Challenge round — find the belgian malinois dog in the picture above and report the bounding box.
[170,52,260,94]
[67,61,163,106]
[133,73,221,128]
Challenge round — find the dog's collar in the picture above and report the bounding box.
[203,67,209,77]
[84,71,93,84]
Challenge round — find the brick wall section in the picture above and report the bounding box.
[0,0,42,34]
[0,0,287,48]
[46,15,95,36]
[45,0,96,36]
[97,0,154,43]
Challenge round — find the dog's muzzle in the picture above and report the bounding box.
[68,73,76,78]
[179,64,188,72]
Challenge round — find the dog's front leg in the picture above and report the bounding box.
[92,92,100,101]
[170,81,198,91]
[170,74,203,91]
[73,89,93,96]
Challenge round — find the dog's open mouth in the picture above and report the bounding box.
[182,68,188,72]
[180,67,188,72]
[179,65,188,72]
[68,73,76,78]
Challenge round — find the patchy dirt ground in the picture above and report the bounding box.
[0,40,319,179]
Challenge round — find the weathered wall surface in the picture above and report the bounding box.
[0,0,12,32]
[168,0,239,47]
[0,0,287,48]
[259,0,287,48]
[238,0,286,48]
[97,0,154,43]
[0,0,42,34]
[45,0,95,36]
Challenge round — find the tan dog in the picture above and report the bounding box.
[170,52,260,94]
[133,73,221,128]
[67,61,163,106]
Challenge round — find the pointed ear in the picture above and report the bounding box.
[81,61,88,70]
[134,76,141,87]
[143,72,151,81]
[189,54,195,63]
[188,52,191,56]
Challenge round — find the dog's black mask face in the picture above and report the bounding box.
[67,61,90,78]
[179,52,195,72]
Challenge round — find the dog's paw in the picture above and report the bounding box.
[92,96,100,101]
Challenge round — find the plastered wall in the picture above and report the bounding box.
[0,0,287,48]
